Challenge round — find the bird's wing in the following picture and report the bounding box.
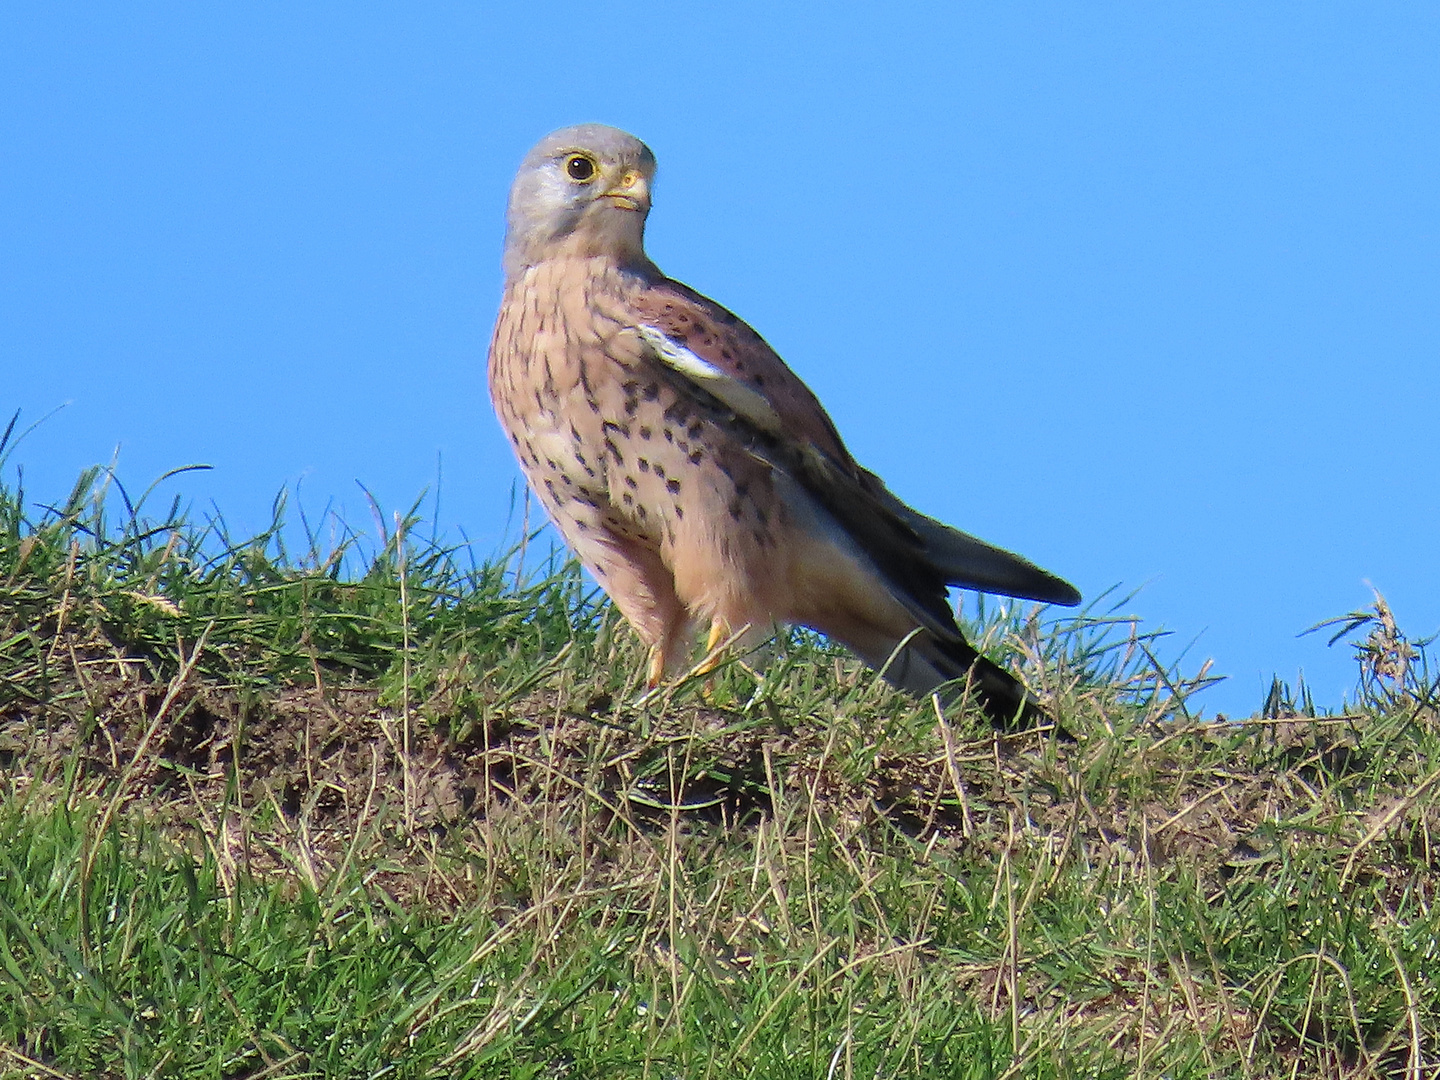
[867,481,1081,606]
[628,278,1081,614]
[629,279,851,464]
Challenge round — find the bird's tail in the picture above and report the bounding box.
[861,629,1056,733]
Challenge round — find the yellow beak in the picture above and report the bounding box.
[603,171,650,212]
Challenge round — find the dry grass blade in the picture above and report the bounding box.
[2,459,1439,1077]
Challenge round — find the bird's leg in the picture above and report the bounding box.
[643,619,692,694]
[571,538,686,699]
[687,619,727,701]
[642,621,731,703]
[695,619,730,677]
[646,645,668,690]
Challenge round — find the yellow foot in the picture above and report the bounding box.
[646,646,667,690]
[641,623,751,704]
[694,619,729,678]
[696,621,755,701]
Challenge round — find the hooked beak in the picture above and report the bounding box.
[602,170,650,212]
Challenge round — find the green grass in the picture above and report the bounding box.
[2,442,1439,1078]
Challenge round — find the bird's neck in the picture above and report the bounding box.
[503,212,658,283]
[503,247,660,293]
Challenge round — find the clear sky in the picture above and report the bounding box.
[3,3,1436,717]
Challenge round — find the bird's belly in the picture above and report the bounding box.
[603,405,794,631]
[504,366,796,629]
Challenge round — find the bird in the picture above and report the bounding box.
[488,124,1080,726]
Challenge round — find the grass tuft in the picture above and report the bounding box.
[2,451,1438,1078]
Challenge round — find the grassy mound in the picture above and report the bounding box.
[1,448,1437,1078]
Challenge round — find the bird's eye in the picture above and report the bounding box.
[565,154,597,182]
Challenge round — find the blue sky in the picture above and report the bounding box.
[3,3,1436,716]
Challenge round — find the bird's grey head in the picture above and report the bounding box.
[502,124,658,280]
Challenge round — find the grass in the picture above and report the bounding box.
[2,438,1439,1078]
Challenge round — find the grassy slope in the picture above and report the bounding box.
[1,458,1438,1079]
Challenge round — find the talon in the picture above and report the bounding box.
[694,619,729,678]
[646,647,666,689]
[705,619,727,654]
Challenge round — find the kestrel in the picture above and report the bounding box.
[488,124,1080,724]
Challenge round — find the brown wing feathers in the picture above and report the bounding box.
[630,277,1076,726]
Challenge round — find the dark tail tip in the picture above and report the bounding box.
[935,647,1073,741]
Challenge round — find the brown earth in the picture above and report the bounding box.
[2,637,1401,913]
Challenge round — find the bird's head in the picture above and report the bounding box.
[503,124,658,280]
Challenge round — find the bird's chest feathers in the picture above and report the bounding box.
[495,265,789,602]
